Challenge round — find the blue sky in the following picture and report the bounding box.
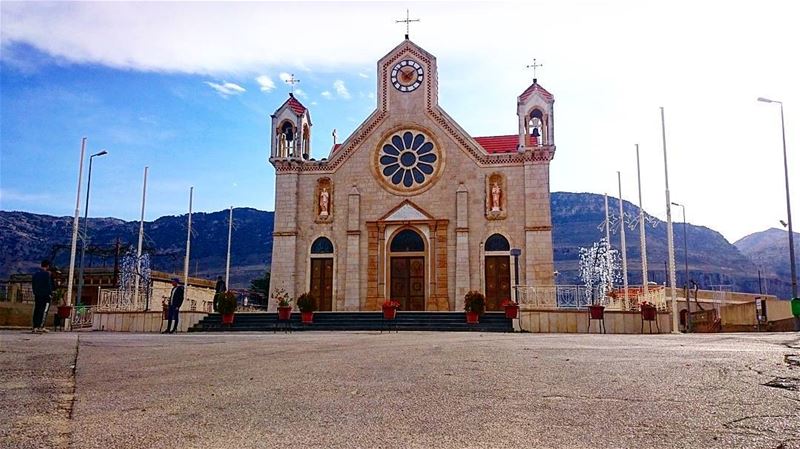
[1,1,798,242]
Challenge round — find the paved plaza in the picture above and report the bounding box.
[1,330,799,449]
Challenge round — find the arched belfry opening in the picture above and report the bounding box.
[484,233,511,311]
[388,228,426,311]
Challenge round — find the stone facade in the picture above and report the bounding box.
[267,39,556,311]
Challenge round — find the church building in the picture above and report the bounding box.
[267,38,556,312]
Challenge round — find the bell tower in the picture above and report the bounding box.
[516,79,554,150]
[270,93,313,160]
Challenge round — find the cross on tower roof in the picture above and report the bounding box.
[285,74,300,93]
[395,9,420,40]
[526,58,543,83]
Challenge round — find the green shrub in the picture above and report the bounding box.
[296,292,316,312]
[217,291,237,315]
[464,290,486,314]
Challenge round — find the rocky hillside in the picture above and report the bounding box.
[735,227,800,298]
[0,193,791,296]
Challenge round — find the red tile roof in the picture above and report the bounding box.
[518,82,554,103]
[473,135,519,153]
[282,93,307,116]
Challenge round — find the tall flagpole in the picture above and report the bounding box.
[617,172,630,306]
[604,193,613,289]
[225,206,233,289]
[66,138,87,312]
[661,107,679,333]
[636,144,649,289]
[134,166,148,308]
[183,187,193,302]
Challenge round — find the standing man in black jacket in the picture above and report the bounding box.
[31,260,53,333]
[164,278,185,334]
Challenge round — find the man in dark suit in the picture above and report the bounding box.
[164,278,185,334]
[31,260,53,333]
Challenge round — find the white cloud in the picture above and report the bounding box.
[255,75,275,92]
[320,91,333,99]
[205,81,245,98]
[333,80,350,99]
[293,88,307,99]
[358,72,369,79]
[278,72,292,83]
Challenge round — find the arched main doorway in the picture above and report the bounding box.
[388,229,426,311]
[310,237,334,311]
[484,233,511,311]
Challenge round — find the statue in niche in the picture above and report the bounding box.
[491,182,502,212]
[319,187,330,218]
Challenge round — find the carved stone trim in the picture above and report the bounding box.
[273,231,298,237]
[525,226,553,232]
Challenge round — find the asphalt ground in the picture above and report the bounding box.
[1,330,799,449]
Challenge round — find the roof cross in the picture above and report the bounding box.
[285,74,300,93]
[526,58,543,83]
[395,9,420,40]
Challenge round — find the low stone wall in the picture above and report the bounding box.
[92,311,208,333]
[519,308,672,334]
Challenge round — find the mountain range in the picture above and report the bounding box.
[1,192,796,298]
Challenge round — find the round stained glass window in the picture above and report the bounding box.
[378,131,439,191]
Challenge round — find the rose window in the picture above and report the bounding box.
[379,131,438,189]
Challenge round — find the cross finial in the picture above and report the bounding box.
[285,74,300,93]
[395,9,420,40]
[526,58,543,83]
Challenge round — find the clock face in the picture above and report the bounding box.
[391,60,424,92]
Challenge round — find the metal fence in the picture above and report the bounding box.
[97,288,153,311]
[514,285,667,311]
[70,305,94,329]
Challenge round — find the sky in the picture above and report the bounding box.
[0,0,798,243]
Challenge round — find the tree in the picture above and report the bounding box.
[249,271,270,305]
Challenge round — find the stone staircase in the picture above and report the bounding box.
[189,311,513,333]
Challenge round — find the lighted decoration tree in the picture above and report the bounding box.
[578,238,621,306]
[118,248,152,309]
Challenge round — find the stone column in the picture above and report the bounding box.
[455,183,470,311]
[344,186,361,310]
[268,169,299,311]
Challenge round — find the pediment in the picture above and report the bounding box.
[379,200,434,222]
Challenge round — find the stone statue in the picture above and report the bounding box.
[319,187,330,217]
[491,182,501,212]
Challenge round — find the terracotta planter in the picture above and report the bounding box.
[382,306,397,320]
[641,305,656,321]
[277,306,292,321]
[588,305,605,320]
[57,305,72,319]
[301,311,314,324]
[504,304,519,319]
[466,311,479,324]
[221,313,235,325]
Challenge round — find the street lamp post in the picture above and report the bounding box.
[758,98,797,328]
[76,150,108,306]
[672,201,690,332]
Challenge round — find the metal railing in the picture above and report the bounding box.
[514,285,667,311]
[97,288,152,311]
[70,305,94,329]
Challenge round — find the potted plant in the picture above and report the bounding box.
[297,292,316,324]
[382,299,400,320]
[272,287,292,320]
[464,290,486,324]
[640,300,657,321]
[501,298,519,319]
[53,288,71,319]
[217,291,237,325]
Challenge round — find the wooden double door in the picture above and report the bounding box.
[485,256,511,311]
[310,258,334,311]
[390,257,425,311]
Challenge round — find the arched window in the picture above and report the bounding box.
[528,109,544,145]
[280,121,296,156]
[311,237,334,254]
[390,229,424,252]
[484,234,510,252]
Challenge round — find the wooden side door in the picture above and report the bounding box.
[485,256,511,311]
[390,257,425,311]
[310,258,334,311]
